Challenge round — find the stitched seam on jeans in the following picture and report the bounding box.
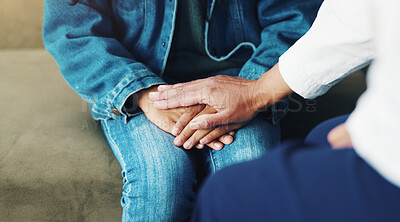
[208,148,216,174]
[103,120,128,172]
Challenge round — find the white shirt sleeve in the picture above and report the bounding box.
[279,0,375,99]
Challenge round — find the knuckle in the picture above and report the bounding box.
[187,107,198,115]
[174,120,184,129]
[209,81,217,88]
[203,87,213,95]
[158,92,165,99]
[204,118,212,128]
[177,87,184,93]
[216,127,225,135]
[181,129,194,139]
[181,130,190,138]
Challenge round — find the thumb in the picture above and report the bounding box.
[328,124,353,149]
[189,113,229,130]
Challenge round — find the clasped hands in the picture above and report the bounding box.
[138,85,245,150]
[146,66,354,150]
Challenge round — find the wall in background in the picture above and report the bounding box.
[0,0,44,49]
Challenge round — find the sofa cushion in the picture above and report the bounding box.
[0,50,122,222]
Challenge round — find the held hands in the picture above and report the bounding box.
[138,86,236,150]
[145,64,353,151]
[148,75,264,129]
[148,65,292,130]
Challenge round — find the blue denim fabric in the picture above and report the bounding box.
[43,0,322,221]
[43,0,323,124]
[101,114,279,221]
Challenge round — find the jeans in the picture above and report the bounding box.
[101,113,280,221]
[192,115,400,222]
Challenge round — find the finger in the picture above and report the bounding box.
[157,79,205,92]
[173,122,198,147]
[189,112,230,129]
[218,135,234,145]
[174,105,216,148]
[183,128,216,149]
[200,123,242,145]
[172,106,204,136]
[148,88,181,101]
[150,81,204,101]
[157,85,173,91]
[206,141,224,151]
[183,125,234,149]
[152,93,203,110]
[327,124,353,149]
[229,131,236,136]
[196,143,205,149]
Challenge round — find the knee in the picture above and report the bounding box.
[119,150,197,215]
[121,155,196,201]
[233,117,280,150]
[212,118,280,170]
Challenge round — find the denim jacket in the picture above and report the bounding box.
[43,0,322,124]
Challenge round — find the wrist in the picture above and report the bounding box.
[138,85,160,112]
[254,64,292,110]
[252,77,271,111]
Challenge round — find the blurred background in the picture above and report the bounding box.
[1,1,123,221]
[0,0,44,49]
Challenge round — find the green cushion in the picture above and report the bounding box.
[0,50,122,222]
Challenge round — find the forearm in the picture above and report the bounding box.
[253,64,292,111]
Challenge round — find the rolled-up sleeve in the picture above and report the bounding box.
[43,0,165,123]
[278,0,375,99]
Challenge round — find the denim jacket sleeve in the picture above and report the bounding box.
[238,0,323,81]
[238,0,322,123]
[43,0,166,123]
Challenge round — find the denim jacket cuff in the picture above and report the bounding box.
[238,60,269,81]
[91,69,166,123]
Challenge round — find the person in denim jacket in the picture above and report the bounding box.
[43,0,322,221]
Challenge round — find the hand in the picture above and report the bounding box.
[139,86,235,150]
[148,64,292,130]
[327,124,353,149]
[173,105,247,150]
[148,75,262,129]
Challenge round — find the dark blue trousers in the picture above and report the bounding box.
[191,115,400,222]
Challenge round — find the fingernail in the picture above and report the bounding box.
[197,144,204,149]
[199,138,207,144]
[224,136,233,144]
[215,143,223,149]
[158,85,169,91]
[153,101,163,108]
[148,92,158,100]
[174,138,183,146]
[172,127,180,136]
[183,141,192,149]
